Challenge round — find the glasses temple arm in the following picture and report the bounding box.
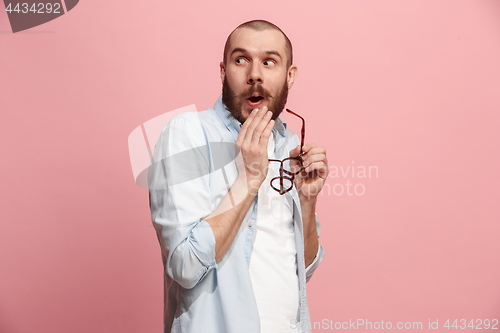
[286,109,305,155]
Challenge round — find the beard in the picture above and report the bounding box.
[222,77,289,124]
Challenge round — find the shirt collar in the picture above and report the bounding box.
[214,95,287,141]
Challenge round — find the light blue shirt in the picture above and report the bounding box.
[148,96,325,333]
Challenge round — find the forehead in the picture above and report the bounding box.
[227,28,287,57]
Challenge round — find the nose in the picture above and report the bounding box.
[247,62,263,84]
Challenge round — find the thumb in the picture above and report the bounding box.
[289,145,301,158]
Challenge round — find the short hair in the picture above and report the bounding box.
[223,20,293,68]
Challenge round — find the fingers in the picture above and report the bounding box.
[301,143,323,154]
[289,145,301,158]
[288,146,302,173]
[236,108,258,145]
[259,117,275,150]
[295,144,328,176]
[246,106,271,146]
[237,106,273,149]
[290,145,326,158]
[251,110,273,147]
[303,154,328,173]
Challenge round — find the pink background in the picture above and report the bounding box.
[1,0,500,332]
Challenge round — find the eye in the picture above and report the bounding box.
[235,58,248,65]
[263,59,276,66]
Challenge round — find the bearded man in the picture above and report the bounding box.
[149,20,328,333]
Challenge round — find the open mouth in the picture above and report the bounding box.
[248,96,264,103]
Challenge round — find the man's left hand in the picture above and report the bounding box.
[289,144,328,201]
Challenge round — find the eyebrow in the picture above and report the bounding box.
[230,48,283,60]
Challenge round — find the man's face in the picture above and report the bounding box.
[220,28,297,123]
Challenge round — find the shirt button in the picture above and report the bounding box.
[248,221,253,227]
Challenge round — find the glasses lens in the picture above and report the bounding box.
[270,176,293,194]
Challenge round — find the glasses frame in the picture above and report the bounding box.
[268,109,305,195]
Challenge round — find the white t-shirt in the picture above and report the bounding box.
[248,132,299,332]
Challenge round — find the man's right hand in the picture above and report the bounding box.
[234,106,275,196]
[204,106,274,262]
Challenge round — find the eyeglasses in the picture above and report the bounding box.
[268,109,305,195]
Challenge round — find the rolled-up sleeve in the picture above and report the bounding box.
[305,213,325,282]
[168,220,216,289]
[149,115,217,289]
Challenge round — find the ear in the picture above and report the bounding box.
[220,61,226,85]
[286,64,298,90]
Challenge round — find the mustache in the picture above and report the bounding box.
[238,84,271,99]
